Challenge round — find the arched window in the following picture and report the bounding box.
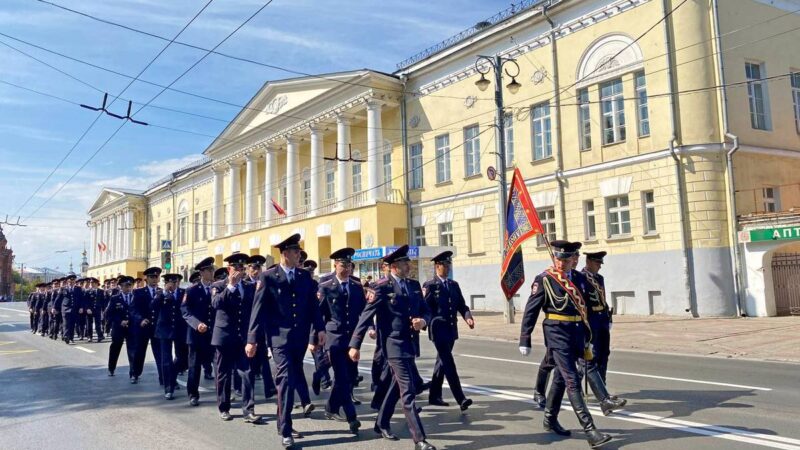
[575,34,643,88]
[177,200,188,246]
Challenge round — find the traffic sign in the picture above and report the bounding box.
[161,240,172,251]
[487,166,497,181]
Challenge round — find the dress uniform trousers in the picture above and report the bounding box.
[133,330,162,382]
[49,313,61,339]
[109,330,135,377]
[159,339,179,394]
[76,311,85,338]
[187,336,214,399]
[535,350,556,395]
[326,346,356,420]
[273,345,310,438]
[428,339,466,404]
[586,315,611,382]
[91,310,105,341]
[260,346,277,398]
[215,344,257,415]
[62,310,76,342]
[312,346,332,386]
[377,357,427,443]
[39,310,49,335]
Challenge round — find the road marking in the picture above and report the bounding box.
[0,341,16,345]
[17,313,29,317]
[176,378,211,393]
[73,346,95,353]
[458,354,772,391]
[0,323,18,327]
[0,349,38,355]
[0,314,9,318]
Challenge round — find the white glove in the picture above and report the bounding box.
[519,346,531,357]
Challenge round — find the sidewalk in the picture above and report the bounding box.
[462,311,800,363]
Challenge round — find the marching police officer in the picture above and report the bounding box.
[317,247,364,435]
[61,274,84,344]
[131,267,163,385]
[519,240,612,448]
[349,245,436,450]
[49,279,62,340]
[247,234,325,449]
[211,253,261,424]
[83,278,104,342]
[182,257,216,407]
[105,276,136,378]
[153,273,186,400]
[245,254,278,400]
[424,251,474,411]
[27,286,38,332]
[36,283,50,336]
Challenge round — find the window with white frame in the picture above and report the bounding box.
[464,125,481,177]
[584,200,597,240]
[166,222,172,242]
[410,143,423,189]
[578,88,591,151]
[762,187,780,212]
[791,72,800,133]
[601,78,626,144]
[536,207,556,246]
[531,102,552,160]
[746,62,770,130]
[383,151,392,192]
[438,222,454,247]
[156,225,161,250]
[503,112,514,166]
[642,191,657,234]
[435,134,451,183]
[635,71,650,136]
[351,150,362,193]
[413,226,427,246]
[301,168,311,208]
[606,195,631,237]
[193,213,200,243]
[325,162,335,201]
[202,210,208,240]
[178,217,187,246]
[279,175,287,209]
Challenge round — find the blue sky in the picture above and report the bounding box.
[0,0,512,273]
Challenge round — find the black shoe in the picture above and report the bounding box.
[533,392,547,409]
[324,410,347,422]
[355,374,364,386]
[108,371,114,377]
[415,440,436,450]
[429,398,449,407]
[587,430,612,448]
[419,381,431,392]
[600,398,624,416]
[348,419,361,435]
[204,372,215,380]
[373,424,398,441]
[543,418,571,436]
[302,403,315,417]
[220,411,233,421]
[234,390,242,399]
[350,394,361,406]
[243,413,262,424]
[189,397,199,407]
[281,436,295,449]
[165,392,175,400]
[130,377,138,384]
[321,380,332,390]
[460,398,473,412]
[265,388,277,399]
[312,373,321,396]
[290,429,302,439]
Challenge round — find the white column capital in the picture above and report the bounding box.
[335,112,355,125]
[284,135,299,147]
[365,99,385,111]
[244,150,259,161]
[308,124,323,136]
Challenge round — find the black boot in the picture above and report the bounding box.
[543,382,570,436]
[566,390,611,448]
[586,369,625,416]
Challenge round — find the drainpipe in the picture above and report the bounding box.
[542,4,567,238]
[712,0,744,316]
[168,175,177,276]
[400,75,413,244]
[662,0,694,315]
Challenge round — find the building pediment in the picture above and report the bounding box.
[87,188,143,217]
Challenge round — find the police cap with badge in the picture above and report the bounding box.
[383,244,411,265]
[247,255,267,268]
[143,267,162,277]
[330,247,355,264]
[550,240,582,259]
[584,251,607,263]
[224,252,249,267]
[162,273,183,283]
[195,257,215,272]
[275,233,302,252]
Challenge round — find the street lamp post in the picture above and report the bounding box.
[475,55,521,324]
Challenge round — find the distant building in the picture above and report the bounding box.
[21,267,65,284]
[0,225,15,299]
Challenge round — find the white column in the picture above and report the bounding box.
[111,213,118,262]
[309,126,324,216]
[226,161,242,235]
[244,151,258,231]
[90,222,97,266]
[126,209,134,259]
[285,136,299,218]
[336,115,351,209]
[100,219,106,264]
[366,100,384,203]
[264,145,277,223]
[212,167,224,239]
[120,211,127,260]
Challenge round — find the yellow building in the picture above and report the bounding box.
[88,0,800,317]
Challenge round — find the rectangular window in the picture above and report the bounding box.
[166,222,171,242]
[531,102,552,160]
[156,225,161,249]
[438,222,454,247]
[600,78,626,144]
[202,211,208,240]
[792,72,800,133]
[746,62,770,130]
[536,207,556,246]
[467,219,484,254]
[325,168,335,201]
[642,191,657,234]
[762,187,780,212]
[584,200,597,240]
[412,226,427,246]
[193,213,199,242]
[606,195,631,237]
[302,179,311,207]
[352,162,362,193]
[503,113,514,166]
[435,134,451,183]
[383,152,392,191]
[635,71,650,137]
[410,143,423,189]
[464,125,481,177]
[178,217,187,246]
[578,88,591,151]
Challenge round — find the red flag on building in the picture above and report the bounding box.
[98,242,107,253]
[271,199,286,216]
[500,168,545,299]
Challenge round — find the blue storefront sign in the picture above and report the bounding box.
[352,246,420,261]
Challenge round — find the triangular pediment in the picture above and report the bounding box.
[87,188,142,215]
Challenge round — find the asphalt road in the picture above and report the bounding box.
[1,302,799,450]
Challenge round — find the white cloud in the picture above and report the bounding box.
[0,124,70,143]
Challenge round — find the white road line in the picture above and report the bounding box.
[175,379,211,393]
[17,313,29,317]
[73,346,95,353]
[0,314,10,318]
[0,323,18,327]
[458,354,772,391]
[0,306,23,312]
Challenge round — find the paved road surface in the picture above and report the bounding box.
[1,302,799,450]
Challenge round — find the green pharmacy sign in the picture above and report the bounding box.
[749,226,800,243]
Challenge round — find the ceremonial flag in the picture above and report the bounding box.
[271,199,286,216]
[500,168,545,299]
[98,242,107,253]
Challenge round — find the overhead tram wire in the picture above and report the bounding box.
[6,0,216,230]
[18,1,276,226]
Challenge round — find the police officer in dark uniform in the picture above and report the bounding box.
[214,267,228,282]
[131,267,164,384]
[349,245,435,450]
[37,283,49,336]
[27,286,38,332]
[82,278,101,342]
[61,274,83,344]
[245,254,278,400]
[153,273,186,400]
[75,278,87,340]
[307,259,333,397]
[247,234,325,449]
[317,248,363,435]
[49,279,62,340]
[182,258,216,407]
[211,253,261,424]
[105,276,135,378]
[519,240,612,448]
[424,251,474,411]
